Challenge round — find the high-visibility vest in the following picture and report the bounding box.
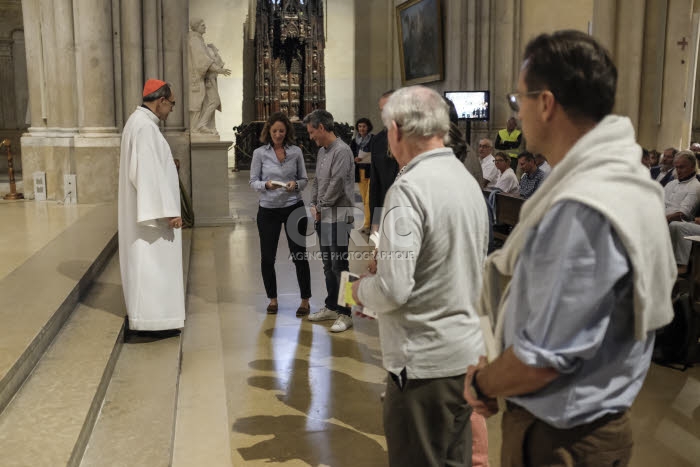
[497,129,522,159]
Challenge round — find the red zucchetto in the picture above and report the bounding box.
[142,79,167,97]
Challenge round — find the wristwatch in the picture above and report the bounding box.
[472,370,487,400]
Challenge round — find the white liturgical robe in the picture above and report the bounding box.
[118,106,185,330]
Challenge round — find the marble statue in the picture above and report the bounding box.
[188,18,231,136]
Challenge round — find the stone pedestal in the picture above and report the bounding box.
[191,139,234,226]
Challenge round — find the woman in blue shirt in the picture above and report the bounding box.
[250,112,311,316]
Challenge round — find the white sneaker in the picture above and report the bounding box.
[308,307,339,322]
[330,314,353,332]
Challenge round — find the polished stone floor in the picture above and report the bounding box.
[2,171,700,466]
[0,198,95,281]
[212,172,700,466]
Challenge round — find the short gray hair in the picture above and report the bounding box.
[302,109,335,132]
[479,138,493,148]
[675,149,697,168]
[381,86,450,140]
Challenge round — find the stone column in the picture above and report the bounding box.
[613,0,645,131]
[442,1,467,90]
[592,0,646,132]
[74,0,117,134]
[44,0,78,131]
[71,0,121,203]
[21,0,79,202]
[162,0,191,198]
[0,39,16,128]
[492,0,519,125]
[143,0,163,82]
[20,0,45,130]
[478,0,492,90]
[12,31,29,130]
[162,0,187,131]
[121,0,144,122]
[592,0,618,60]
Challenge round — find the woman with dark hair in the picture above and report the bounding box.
[250,112,311,317]
[443,97,484,187]
[351,117,374,234]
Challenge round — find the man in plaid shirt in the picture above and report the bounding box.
[518,152,545,199]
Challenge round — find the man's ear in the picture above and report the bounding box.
[540,91,556,122]
[390,121,401,142]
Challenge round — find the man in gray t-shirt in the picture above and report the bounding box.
[303,110,355,333]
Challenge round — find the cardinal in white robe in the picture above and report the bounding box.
[118,79,185,331]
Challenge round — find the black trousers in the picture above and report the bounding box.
[256,201,311,299]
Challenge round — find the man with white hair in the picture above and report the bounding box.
[478,138,499,188]
[352,86,489,466]
[650,147,677,186]
[664,150,700,223]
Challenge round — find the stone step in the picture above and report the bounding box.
[79,229,192,467]
[0,202,117,416]
[79,332,181,467]
[172,228,233,467]
[0,255,125,467]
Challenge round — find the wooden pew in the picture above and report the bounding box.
[483,189,526,241]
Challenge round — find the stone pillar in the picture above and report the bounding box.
[163,0,191,198]
[592,0,618,60]
[478,0,492,90]
[143,0,163,80]
[20,0,44,130]
[457,0,496,148]
[592,0,647,133]
[71,0,121,203]
[43,0,78,131]
[0,39,16,128]
[21,0,79,201]
[74,0,118,134]
[12,31,29,130]
[442,0,467,90]
[162,0,187,131]
[613,0,645,131]
[121,0,144,122]
[492,0,519,125]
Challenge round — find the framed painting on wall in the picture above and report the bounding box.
[396,0,444,85]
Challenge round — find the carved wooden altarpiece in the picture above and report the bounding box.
[254,0,326,121]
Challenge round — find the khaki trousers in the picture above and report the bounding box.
[358,167,371,229]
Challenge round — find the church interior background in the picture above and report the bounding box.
[1,0,700,465]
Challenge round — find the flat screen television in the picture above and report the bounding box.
[444,90,490,121]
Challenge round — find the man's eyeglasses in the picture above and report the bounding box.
[163,98,176,108]
[507,90,545,112]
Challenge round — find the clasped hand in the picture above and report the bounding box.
[265,181,296,192]
[463,356,499,417]
[167,217,183,229]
